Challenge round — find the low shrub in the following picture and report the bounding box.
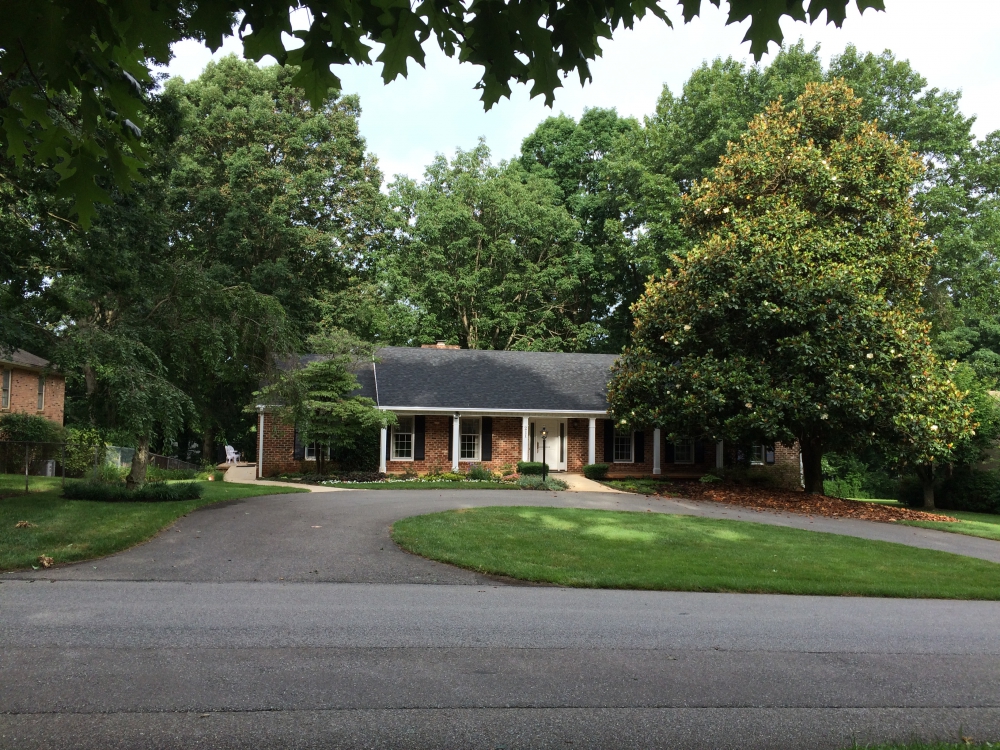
[518,475,568,491]
[467,465,494,481]
[146,466,200,481]
[699,472,722,483]
[438,472,466,482]
[64,481,203,502]
[517,461,549,476]
[935,468,1000,514]
[88,463,129,484]
[582,463,609,480]
[295,471,386,483]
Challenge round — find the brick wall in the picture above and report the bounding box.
[566,418,589,471]
[387,416,525,474]
[1,367,65,426]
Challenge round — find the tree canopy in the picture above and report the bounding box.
[1,0,885,223]
[608,81,974,496]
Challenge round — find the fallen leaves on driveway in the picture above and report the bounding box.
[657,483,958,524]
[37,555,54,568]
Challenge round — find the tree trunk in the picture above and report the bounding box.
[202,425,215,466]
[126,436,150,490]
[800,437,824,494]
[918,465,935,510]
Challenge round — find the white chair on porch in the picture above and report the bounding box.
[225,445,240,464]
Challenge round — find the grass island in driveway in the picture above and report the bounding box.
[0,474,307,572]
[391,506,1000,599]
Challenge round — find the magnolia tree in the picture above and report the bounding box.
[608,81,974,499]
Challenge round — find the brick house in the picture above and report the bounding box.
[256,345,799,481]
[0,349,66,426]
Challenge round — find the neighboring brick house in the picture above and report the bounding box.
[0,349,65,426]
[256,345,800,481]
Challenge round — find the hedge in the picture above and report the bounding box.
[63,481,203,502]
[582,463,609,480]
[517,461,548,475]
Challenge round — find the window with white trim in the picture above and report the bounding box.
[460,417,481,460]
[1,369,9,409]
[674,439,694,464]
[393,416,414,460]
[613,429,633,463]
[750,444,765,465]
[304,443,330,461]
[37,375,44,411]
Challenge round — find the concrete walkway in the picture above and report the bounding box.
[561,472,624,492]
[223,463,348,492]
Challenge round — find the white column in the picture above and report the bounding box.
[653,428,661,475]
[257,412,265,480]
[379,427,387,473]
[452,414,461,471]
[522,416,530,463]
[716,440,724,469]
[588,418,596,465]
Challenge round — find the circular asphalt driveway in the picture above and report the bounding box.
[8,486,1000,584]
[6,488,1000,749]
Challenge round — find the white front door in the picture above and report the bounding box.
[528,419,567,471]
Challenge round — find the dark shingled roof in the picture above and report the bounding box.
[0,349,51,369]
[366,347,616,412]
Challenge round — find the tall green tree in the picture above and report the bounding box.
[253,328,393,473]
[519,108,650,351]
[385,141,597,351]
[609,81,974,497]
[1,0,885,221]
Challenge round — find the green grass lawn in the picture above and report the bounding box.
[601,478,666,494]
[847,497,1000,543]
[392,506,1000,599]
[0,475,306,571]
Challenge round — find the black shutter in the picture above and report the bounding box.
[603,419,614,463]
[695,440,706,464]
[530,422,535,461]
[664,441,675,464]
[765,445,776,465]
[634,431,645,463]
[482,417,493,461]
[414,416,426,461]
[385,426,391,458]
[293,425,305,460]
[447,418,453,461]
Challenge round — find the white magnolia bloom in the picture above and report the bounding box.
[820,413,829,420]
[866,353,874,359]
[722,207,730,214]
[683,324,691,331]
[930,425,939,431]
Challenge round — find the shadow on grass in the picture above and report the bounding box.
[392,506,1000,599]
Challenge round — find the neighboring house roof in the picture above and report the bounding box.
[0,349,52,370]
[365,346,617,413]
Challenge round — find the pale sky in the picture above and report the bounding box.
[162,0,1000,182]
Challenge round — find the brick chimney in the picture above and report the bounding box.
[421,341,461,349]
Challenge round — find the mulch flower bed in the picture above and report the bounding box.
[657,483,958,524]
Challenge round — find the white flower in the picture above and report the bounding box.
[930,425,939,431]
[722,207,730,214]
[673,340,680,345]
[683,324,691,331]
[866,353,874,359]
[745,402,753,409]
[848,364,855,370]
[820,413,829,420]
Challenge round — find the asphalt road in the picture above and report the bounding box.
[4,488,1000,748]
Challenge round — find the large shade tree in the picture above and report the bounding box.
[384,142,597,351]
[608,81,974,497]
[1,1,886,223]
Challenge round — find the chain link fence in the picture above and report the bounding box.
[1,441,200,492]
